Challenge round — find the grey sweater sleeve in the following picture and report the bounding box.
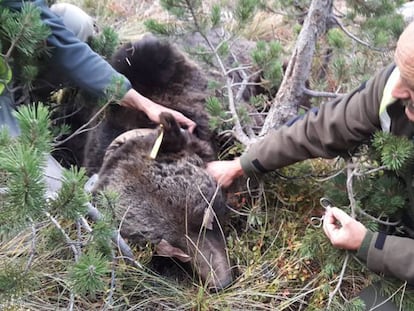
[3,0,131,98]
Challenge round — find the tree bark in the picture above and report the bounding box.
[260,0,334,135]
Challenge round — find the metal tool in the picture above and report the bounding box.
[310,197,335,228]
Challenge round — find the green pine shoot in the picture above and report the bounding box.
[69,250,110,299]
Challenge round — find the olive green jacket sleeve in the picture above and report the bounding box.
[240,64,394,178]
[357,231,414,284]
[239,62,414,283]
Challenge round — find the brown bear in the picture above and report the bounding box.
[83,35,232,289]
[91,112,232,290]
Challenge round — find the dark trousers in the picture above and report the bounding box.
[0,92,63,193]
[359,283,401,311]
[0,91,20,137]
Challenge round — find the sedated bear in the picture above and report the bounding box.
[84,35,232,289]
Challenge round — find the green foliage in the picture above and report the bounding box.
[94,189,120,216]
[101,76,128,106]
[363,14,404,47]
[1,0,413,309]
[205,96,224,117]
[69,250,110,298]
[349,55,371,83]
[210,4,221,27]
[326,297,365,311]
[89,26,119,60]
[0,56,12,95]
[217,40,229,57]
[19,64,38,87]
[0,3,51,58]
[343,298,366,311]
[194,45,214,66]
[0,127,11,147]
[50,166,90,221]
[144,19,176,35]
[322,171,406,226]
[372,132,414,171]
[331,55,348,84]
[345,0,404,48]
[0,104,52,231]
[15,103,52,154]
[274,0,311,17]
[0,3,51,92]
[235,0,257,24]
[0,143,46,224]
[160,0,200,20]
[205,96,229,130]
[251,40,283,92]
[299,228,329,260]
[346,0,404,18]
[327,28,347,50]
[0,260,38,303]
[357,175,406,216]
[90,217,114,257]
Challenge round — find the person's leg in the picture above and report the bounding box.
[0,92,20,138]
[359,283,399,311]
[50,3,95,42]
[1,91,62,194]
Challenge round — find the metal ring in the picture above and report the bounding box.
[320,197,335,210]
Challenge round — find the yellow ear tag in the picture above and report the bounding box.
[150,124,164,159]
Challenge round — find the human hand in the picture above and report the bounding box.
[205,158,244,188]
[322,207,367,250]
[149,104,196,133]
[121,89,196,133]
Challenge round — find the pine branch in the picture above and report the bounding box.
[179,2,257,144]
[346,160,357,218]
[86,203,142,269]
[358,208,400,226]
[24,221,37,272]
[303,87,341,98]
[332,16,390,52]
[3,4,51,59]
[327,252,349,308]
[45,212,80,261]
[69,293,75,311]
[104,253,117,309]
[203,31,254,144]
[325,159,356,308]
[54,99,110,147]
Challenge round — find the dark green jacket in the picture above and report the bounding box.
[241,63,414,284]
[1,0,131,98]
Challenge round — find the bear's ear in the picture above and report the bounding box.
[159,112,181,132]
[159,112,188,153]
[104,128,157,160]
[155,239,192,262]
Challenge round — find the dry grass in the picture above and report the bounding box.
[241,11,295,45]
[0,1,408,310]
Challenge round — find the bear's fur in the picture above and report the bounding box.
[83,34,214,175]
[91,112,232,289]
[83,35,232,289]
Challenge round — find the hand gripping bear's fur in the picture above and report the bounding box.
[91,113,232,290]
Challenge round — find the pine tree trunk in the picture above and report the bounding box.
[260,0,334,135]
